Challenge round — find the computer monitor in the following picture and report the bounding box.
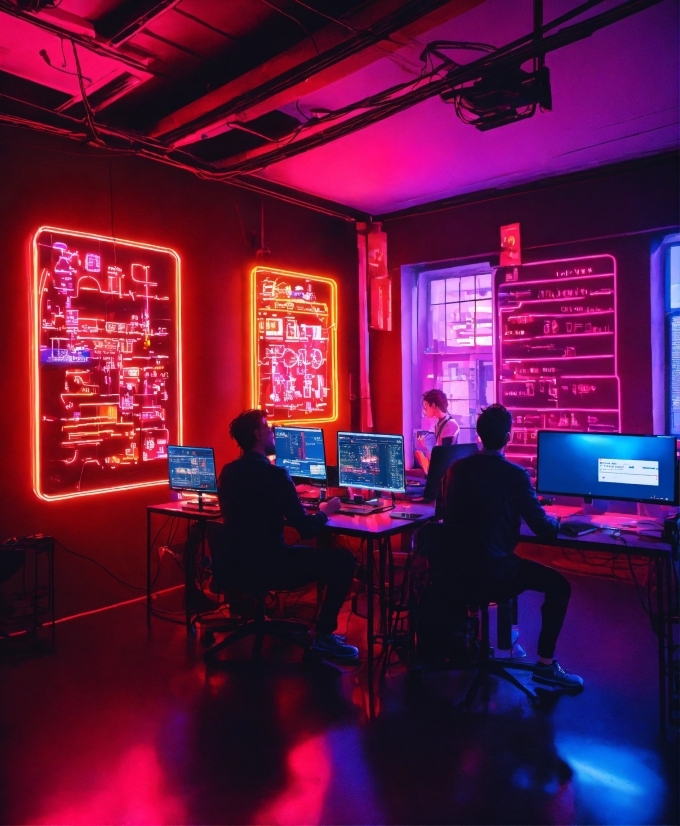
[536,432,678,505]
[274,426,327,483]
[423,443,479,502]
[337,431,406,493]
[168,445,218,494]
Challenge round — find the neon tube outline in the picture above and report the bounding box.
[250,265,339,424]
[496,254,620,449]
[31,226,183,501]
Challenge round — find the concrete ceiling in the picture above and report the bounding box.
[0,0,677,216]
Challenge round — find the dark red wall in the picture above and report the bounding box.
[373,154,680,436]
[0,124,359,617]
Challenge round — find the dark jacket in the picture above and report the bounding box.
[217,451,328,563]
[442,451,559,562]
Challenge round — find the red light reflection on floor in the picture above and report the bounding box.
[254,735,331,826]
[33,745,184,825]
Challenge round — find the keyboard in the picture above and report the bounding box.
[559,519,598,537]
[338,503,387,515]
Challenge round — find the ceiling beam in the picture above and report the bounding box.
[208,0,663,176]
[94,0,181,46]
[150,0,483,146]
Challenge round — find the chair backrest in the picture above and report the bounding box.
[423,444,479,507]
[416,522,486,598]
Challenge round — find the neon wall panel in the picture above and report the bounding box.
[251,266,338,423]
[495,255,619,469]
[32,227,181,500]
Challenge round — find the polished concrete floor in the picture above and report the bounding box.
[1,571,678,825]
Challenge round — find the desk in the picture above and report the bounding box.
[325,503,435,709]
[146,500,435,705]
[146,501,222,631]
[519,521,677,730]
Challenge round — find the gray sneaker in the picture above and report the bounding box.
[311,633,359,660]
[532,660,583,689]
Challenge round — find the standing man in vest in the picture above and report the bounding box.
[415,389,460,474]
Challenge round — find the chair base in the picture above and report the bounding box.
[412,656,539,707]
[205,617,311,665]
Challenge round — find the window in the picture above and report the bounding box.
[667,243,680,433]
[651,234,680,435]
[404,263,494,453]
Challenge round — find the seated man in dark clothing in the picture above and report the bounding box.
[216,409,359,660]
[442,404,583,688]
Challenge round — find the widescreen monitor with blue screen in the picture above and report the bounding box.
[274,426,327,482]
[168,445,218,493]
[536,432,678,505]
[337,432,405,493]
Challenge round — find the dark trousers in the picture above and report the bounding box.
[485,557,571,660]
[253,545,356,636]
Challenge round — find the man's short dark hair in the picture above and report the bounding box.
[476,404,512,450]
[422,389,448,412]
[229,409,267,452]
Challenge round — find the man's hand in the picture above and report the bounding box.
[319,496,341,516]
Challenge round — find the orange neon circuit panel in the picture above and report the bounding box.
[251,266,338,423]
[32,228,182,500]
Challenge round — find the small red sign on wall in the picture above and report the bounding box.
[500,222,521,266]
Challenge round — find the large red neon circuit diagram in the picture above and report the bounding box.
[251,266,338,423]
[32,228,181,499]
[495,255,619,470]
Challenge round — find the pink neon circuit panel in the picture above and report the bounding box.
[33,228,180,499]
[252,267,338,423]
[495,255,619,470]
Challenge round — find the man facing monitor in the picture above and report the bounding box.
[216,409,359,660]
[442,404,583,689]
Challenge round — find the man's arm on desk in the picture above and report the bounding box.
[513,468,560,541]
[278,471,336,538]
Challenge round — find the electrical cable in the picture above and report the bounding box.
[258,0,320,57]
[55,539,148,591]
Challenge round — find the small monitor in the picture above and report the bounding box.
[337,431,406,493]
[423,443,479,502]
[536,432,678,505]
[168,445,218,494]
[274,426,327,483]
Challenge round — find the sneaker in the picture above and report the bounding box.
[311,633,359,660]
[532,661,584,689]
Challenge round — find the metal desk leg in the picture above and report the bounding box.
[367,536,375,715]
[147,510,152,628]
[378,536,388,643]
[655,556,666,730]
[185,520,193,633]
[665,556,674,727]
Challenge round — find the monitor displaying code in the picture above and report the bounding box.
[168,445,218,493]
[337,432,405,493]
[274,426,327,482]
[536,432,677,504]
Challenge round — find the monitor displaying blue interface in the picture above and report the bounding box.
[274,426,327,482]
[337,432,406,493]
[536,432,678,505]
[168,445,218,493]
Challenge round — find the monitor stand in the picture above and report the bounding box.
[182,492,218,512]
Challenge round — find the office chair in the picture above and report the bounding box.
[203,587,312,666]
[200,523,314,665]
[410,522,538,708]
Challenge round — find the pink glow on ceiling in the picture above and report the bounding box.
[254,0,679,214]
[0,14,149,97]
